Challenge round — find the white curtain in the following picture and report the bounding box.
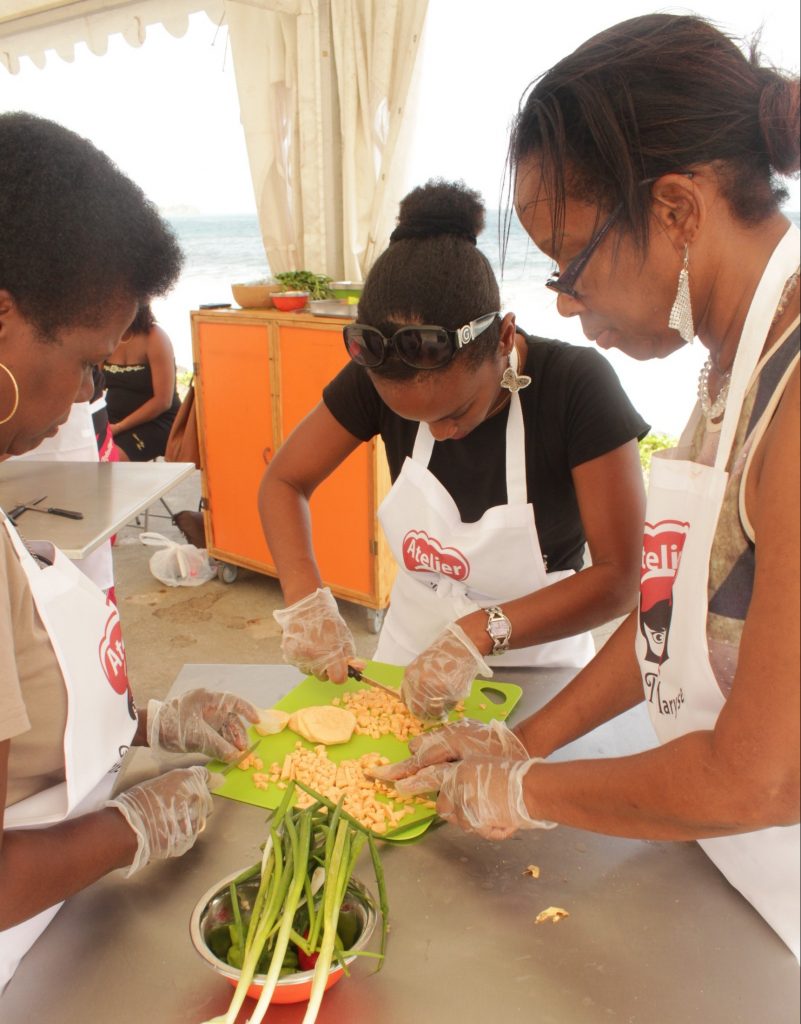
[226,0,427,279]
[330,0,427,280]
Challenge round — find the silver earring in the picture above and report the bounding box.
[668,244,694,344]
[499,365,532,393]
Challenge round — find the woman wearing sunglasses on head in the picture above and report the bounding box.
[374,16,800,959]
[261,179,649,720]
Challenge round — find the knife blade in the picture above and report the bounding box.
[220,739,261,775]
[347,664,401,698]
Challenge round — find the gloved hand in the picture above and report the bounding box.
[371,718,528,782]
[107,765,214,876]
[392,757,556,841]
[147,688,259,762]
[272,587,356,683]
[401,622,492,721]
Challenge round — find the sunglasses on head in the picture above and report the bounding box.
[343,311,500,370]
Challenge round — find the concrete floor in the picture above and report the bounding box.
[114,469,379,708]
[115,469,620,708]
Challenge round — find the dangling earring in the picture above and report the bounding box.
[0,362,20,425]
[668,244,694,344]
[499,340,532,393]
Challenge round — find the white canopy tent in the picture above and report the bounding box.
[0,0,429,278]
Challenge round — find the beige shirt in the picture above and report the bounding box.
[0,520,68,807]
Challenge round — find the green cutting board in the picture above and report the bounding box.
[211,660,522,841]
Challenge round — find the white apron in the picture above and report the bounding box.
[375,347,595,669]
[0,511,137,991]
[9,401,115,591]
[636,223,800,960]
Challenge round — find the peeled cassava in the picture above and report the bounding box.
[288,706,357,745]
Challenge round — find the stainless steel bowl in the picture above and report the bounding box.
[189,867,377,993]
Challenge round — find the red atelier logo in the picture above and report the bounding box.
[402,530,470,580]
[98,608,130,694]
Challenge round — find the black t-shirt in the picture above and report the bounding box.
[323,332,649,573]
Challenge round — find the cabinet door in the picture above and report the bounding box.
[195,319,277,569]
[276,324,376,601]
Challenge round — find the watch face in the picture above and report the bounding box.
[488,619,509,639]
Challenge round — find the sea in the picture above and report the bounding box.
[157,210,801,438]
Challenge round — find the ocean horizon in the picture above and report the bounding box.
[157,210,800,438]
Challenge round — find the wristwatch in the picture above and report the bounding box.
[484,605,512,655]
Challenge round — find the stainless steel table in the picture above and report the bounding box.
[0,460,195,558]
[1,664,798,1023]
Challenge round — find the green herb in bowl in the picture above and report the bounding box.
[275,271,334,300]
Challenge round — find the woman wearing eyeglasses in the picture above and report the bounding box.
[261,179,648,719]
[375,16,800,959]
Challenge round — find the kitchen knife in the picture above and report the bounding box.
[14,497,84,520]
[347,664,402,698]
[220,739,262,775]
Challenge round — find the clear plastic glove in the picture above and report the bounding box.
[272,587,356,683]
[393,757,556,841]
[401,622,492,721]
[371,718,527,782]
[106,765,213,875]
[147,688,260,762]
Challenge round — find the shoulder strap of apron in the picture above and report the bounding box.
[715,223,800,472]
[411,346,530,505]
[504,346,528,505]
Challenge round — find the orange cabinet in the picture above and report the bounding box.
[190,308,395,626]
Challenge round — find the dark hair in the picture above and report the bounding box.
[0,112,183,336]
[508,14,800,252]
[357,179,501,381]
[123,303,157,338]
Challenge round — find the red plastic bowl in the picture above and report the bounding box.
[272,291,309,311]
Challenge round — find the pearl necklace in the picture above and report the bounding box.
[698,267,800,420]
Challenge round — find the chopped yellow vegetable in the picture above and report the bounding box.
[535,906,569,924]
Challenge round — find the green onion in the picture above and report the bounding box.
[202,782,389,1024]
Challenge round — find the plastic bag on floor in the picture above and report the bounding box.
[139,532,217,587]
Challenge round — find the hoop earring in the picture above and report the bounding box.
[0,362,20,425]
[668,244,694,344]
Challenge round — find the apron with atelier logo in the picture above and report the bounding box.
[9,400,115,591]
[375,346,595,669]
[0,511,137,991]
[636,223,800,960]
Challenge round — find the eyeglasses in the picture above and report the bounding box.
[545,203,622,299]
[343,311,500,370]
[544,172,696,299]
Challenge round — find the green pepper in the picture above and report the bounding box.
[336,909,361,951]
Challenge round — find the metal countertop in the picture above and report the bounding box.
[1,663,797,1023]
[0,460,195,557]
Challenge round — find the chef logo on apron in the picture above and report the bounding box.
[402,529,470,581]
[640,520,689,714]
[98,600,137,720]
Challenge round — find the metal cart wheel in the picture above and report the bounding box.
[218,562,239,585]
[366,608,386,635]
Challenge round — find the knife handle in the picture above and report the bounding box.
[46,507,84,519]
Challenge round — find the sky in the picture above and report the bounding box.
[1,0,798,215]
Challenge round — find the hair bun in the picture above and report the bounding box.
[390,178,485,245]
[757,69,801,176]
